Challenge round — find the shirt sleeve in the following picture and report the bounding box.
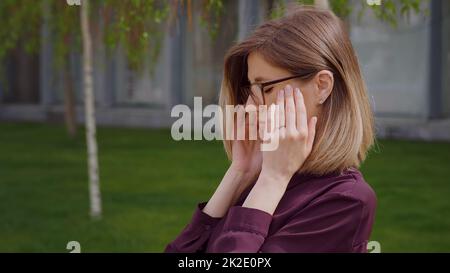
[164,202,222,253]
[208,206,273,252]
[209,193,374,253]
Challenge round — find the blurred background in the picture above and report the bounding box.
[0,0,449,252]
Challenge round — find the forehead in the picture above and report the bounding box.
[247,51,289,81]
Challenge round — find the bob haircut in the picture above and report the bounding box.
[219,6,374,176]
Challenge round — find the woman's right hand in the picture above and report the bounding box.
[230,140,261,182]
[230,96,262,181]
[229,96,262,198]
[202,96,262,217]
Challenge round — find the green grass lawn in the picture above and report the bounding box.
[0,122,449,252]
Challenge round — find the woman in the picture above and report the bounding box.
[165,6,376,253]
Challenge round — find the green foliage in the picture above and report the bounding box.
[199,0,224,40]
[0,0,42,90]
[0,0,225,74]
[327,0,428,27]
[329,0,352,18]
[0,0,430,78]
[0,0,81,74]
[270,0,286,19]
[101,0,169,71]
[365,0,428,27]
[267,0,428,28]
[0,0,42,60]
[49,0,81,68]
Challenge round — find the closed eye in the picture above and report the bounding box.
[264,86,274,94]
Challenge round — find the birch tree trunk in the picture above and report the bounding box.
[81,0,102,218]
[314,0,330,9]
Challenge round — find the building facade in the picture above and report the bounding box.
[0,0,449,140]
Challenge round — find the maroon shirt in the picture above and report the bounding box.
[165,168,376,253]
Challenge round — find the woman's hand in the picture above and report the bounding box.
[243,84,317,215]
[260,84,317,185]
[230,95,262,181]
[229,95,263,203]
[203,96,263,217]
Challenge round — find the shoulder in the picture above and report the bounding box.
[287,168,377,212]
[307,169,377,250]
[327,168,377,211]
[298,168,377,224]
[276,168,377,252]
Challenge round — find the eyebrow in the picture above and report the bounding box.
[253,76,270,83]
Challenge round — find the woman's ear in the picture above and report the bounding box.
[314,70,334,105]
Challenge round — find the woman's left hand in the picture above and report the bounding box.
[242,84,317,214]
[260,84,317,187]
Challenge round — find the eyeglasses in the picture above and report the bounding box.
[246,73,312,104]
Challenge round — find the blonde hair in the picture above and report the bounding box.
[219,6,374,176]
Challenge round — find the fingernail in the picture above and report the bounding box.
[313,116,317,123]
[284,87,292,96]
[296,88,301,96]
[278,89,283,97]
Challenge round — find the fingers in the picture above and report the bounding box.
[246,96,258,141]
[307,116,317,150]
[284,85,296,133]
[271,103,281,140]
[294,88,308,135]
[266,103,279,137]
[283,85,313,145]
[235,105,246,140]
[258,104,267,142]
[277,89,285,129]
[251,84,314,146]
[266,104,273,138]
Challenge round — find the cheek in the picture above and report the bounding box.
[302,91,318,118]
